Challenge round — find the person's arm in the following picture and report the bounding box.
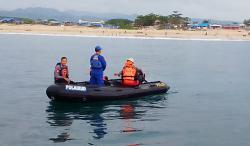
[118,71,122,76]
[67,67,70,79]
[90,55,93,64]
[114,70,122,77]
[136,67,145,82]
[99,55,106,71]
[54,65,64,79]
[136,67,143,75]
[66,67,71,83]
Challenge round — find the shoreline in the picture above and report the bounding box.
[0,24,250,41]
[1,32,250,42]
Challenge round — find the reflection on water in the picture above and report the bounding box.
[46,94,168,143]
[88,109,107,139]
[120,104,138,133]
[49,132,73,143]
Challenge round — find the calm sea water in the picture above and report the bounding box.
[0,34,250,146]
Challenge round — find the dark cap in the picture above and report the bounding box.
[95,46,102,52]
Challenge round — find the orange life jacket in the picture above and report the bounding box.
[122,62,137,81]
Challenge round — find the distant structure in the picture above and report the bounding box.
[78,19,105,27]
[0,17,22,24]
[189,22,210,30]
[154,20,161,29]
[34,19,61,26]
[48,20,61,26]
[188,20,242,30]
[222,25,240,30]
[210,24,222,29]
[0,18,15,23]
[63,21,75,26]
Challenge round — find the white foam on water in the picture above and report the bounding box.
[0,32,250,42]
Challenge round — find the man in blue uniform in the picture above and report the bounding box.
[90,46,106,86]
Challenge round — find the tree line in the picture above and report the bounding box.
[105,11,190,29]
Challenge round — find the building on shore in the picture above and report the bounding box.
[222,25,240,30]
[188,19,245,31]
[103,24,119,29]
[239,24,246,29]
[64,21,75,26]
[78,19,105,27]
[0,18,15,23]
[34,19,49,25]
[189,22,210,30]
[210,24,222,29]
[154,20,161,29]
[48,20,61,26]
[0,17,22,24]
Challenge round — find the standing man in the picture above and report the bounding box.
[54,57,71,84]
[90,46,107,86]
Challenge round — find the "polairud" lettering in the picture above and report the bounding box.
[65,85,86,91]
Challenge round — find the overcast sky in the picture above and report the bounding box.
[0,0,249,21]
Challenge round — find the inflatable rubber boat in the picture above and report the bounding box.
[46,79,170,102]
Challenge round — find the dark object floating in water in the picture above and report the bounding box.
[46,79,170,102]
[121,128,142,133]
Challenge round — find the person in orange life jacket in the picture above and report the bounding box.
[54,57,72,84]
[117,58,144,87]
[90,46,107,86]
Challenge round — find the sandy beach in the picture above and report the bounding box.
[0,24,250,40]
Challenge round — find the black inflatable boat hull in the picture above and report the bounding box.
[46,81,170,102]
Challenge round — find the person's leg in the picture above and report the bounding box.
[93,75,98,85]
[96,72,104,86]
[69,80,76,84]
[55,78,68,84]
[90,74,95,85]
[138,74,145,83]
[123,80,139,87]
[90,71,100,85]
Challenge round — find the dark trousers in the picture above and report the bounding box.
[90,71,104,86]
[55,79,75,84]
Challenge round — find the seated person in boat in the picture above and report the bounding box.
[54,57,73,84]
[116,58,145,87]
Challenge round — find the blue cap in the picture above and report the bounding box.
[95,46,102,52]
